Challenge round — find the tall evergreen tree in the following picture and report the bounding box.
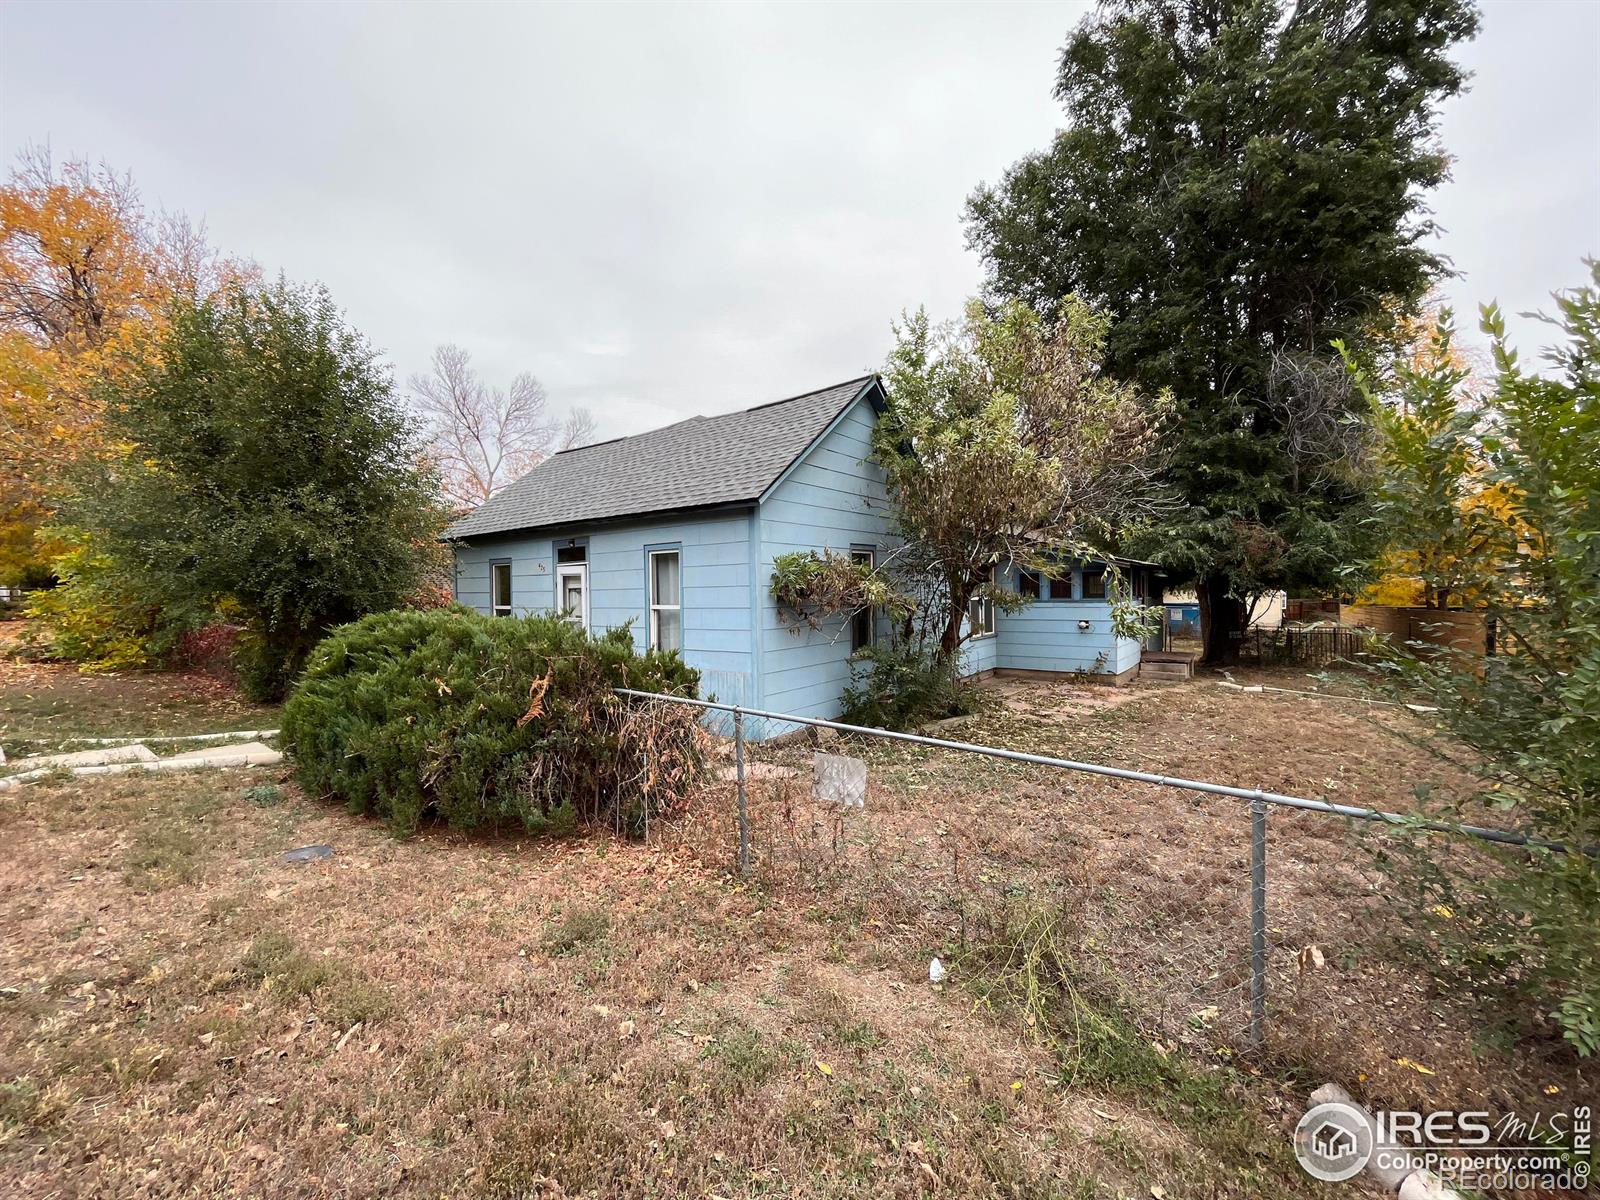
[965,0,1480,661]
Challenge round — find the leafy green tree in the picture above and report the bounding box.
[1371,266,1600,1055]
[1343,311,1511,609]
[879,297,1171,657]
[965,0,1479,662]
[79,280,444,699]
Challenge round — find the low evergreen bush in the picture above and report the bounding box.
[280,607,707,836]
[839,641,977,731]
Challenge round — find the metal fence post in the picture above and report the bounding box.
[1249,796,1268,1048]
[733,707,751,877]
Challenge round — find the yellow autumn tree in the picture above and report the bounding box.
[0,145,241,585]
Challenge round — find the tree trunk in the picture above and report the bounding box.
[1197,574,1247,667]
[939,594,968,657]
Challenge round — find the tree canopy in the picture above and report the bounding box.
[408,343,595,511]
[878,297,1170,655]
[1364,264,1600,1055]
[76,279,445,698]
[1345,309,1513,609]
[965,0,1480,661]
[0,146,244,585]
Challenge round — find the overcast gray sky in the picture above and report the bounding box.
[2,1,1596,440]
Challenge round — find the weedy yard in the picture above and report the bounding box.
[1,655,1590,1198]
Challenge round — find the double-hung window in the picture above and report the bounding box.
[648,548,682,653]
[490,560,513,617]
[968,565,996,638]
[850,546,876,652]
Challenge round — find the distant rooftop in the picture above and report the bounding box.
[445,374,878,540]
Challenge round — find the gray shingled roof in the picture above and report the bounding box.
[445,375,877,540]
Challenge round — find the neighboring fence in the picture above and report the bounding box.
[1160,608,1493,666]
[1237,623,1373,667]
[618,688,1561,1056]
[1340,604,1495,659]
[1284,597,1342,623]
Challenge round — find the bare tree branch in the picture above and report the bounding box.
[408,345,593,510]
[559,406,597,451]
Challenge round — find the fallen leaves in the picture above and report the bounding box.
[1393,1056,1435,1075]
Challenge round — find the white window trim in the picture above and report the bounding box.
[490,560,513,618]
[968,566,997,640]
[647,548,682,651]
[850,545,876,651]
[555,561,589,631]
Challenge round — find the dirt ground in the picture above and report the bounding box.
[0,658,1589,1198]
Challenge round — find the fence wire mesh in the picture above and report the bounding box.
[637,696,1418,1061]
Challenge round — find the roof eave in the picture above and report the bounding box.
[443,497,761,545]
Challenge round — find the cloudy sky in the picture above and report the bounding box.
[3,1,1596,440]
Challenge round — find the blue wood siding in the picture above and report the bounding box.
[993,565,1141,676]
[958,622,1000,676]
[452,510,756,709]
[453,393,1147,738]
[755,396,896,722]
[453,538,551,614]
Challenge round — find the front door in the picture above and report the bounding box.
[556,563,589,631]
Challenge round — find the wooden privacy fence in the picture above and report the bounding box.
[1340,604,1494,658]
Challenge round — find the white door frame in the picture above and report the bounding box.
[555,562,590,631]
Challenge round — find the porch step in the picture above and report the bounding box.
[1139,656,1194,684]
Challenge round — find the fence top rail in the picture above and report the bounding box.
[613,687,1574,855]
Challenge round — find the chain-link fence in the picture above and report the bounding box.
[623,688,1554,1061]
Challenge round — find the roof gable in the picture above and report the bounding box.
[446,375,879,540]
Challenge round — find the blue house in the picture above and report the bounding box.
[446,375,1165,727]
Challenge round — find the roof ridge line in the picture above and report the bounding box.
[740,372,877,414]
[552,374,875,456]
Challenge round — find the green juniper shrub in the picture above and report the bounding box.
[279,606,707,836]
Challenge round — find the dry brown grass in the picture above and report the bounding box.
[0,661,1586,1198]
[719,670,1593,1122]
[0,627,279,757]
[0,759,1325,1200]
